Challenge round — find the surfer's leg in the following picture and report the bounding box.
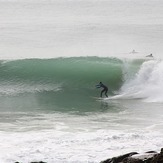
[105,89,108,97]
[101,89,105,97]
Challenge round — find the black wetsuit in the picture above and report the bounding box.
[96,82,108,97]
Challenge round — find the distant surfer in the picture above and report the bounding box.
[146,53,153,58]
[130,49,138,54]
[96,82,108,98]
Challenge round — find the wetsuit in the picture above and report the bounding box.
[96,82,108,98]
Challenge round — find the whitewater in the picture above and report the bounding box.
[0,0,163,163]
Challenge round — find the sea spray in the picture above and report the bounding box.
[118,59,163,102]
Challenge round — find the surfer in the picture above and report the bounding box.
[146,53,153,58]
[96,82,108,98]
[130,49,138,54]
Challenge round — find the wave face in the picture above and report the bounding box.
[0,57,125,95]
[0,56,158,112]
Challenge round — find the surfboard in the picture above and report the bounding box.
[91,96,107,101]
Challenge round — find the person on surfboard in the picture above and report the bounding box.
[96,82,108,98]
[146,53,153,58]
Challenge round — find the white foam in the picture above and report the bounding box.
[0,129,162,163]
[0,112,163,163]
[113,60,163,102]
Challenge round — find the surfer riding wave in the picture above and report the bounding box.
[96,82,108,98]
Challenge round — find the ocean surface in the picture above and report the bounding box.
[0,0,163,163]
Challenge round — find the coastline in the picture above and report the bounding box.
[100,148,163,163]
[14,148,163,163]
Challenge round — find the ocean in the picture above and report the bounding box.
[0,0,163,163]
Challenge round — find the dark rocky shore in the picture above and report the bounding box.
[100,148,163,163]
[15,148,163,163]
[15,161,47,163]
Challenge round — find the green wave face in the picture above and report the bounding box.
[0,57,124,89]
[0,57,143,112]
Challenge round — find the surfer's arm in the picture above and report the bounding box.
[96,84,101,88]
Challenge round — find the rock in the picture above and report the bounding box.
[145,151,157,154]
[15,162,46,163]
[31,162,47,163]
[100,148,163,163]
[150,148,163,163]
[100,152,138,163]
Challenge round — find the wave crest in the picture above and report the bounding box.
[118,60,163,102]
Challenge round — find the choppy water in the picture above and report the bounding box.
[0,0,163,163]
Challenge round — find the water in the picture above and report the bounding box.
[0,0,163,163]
